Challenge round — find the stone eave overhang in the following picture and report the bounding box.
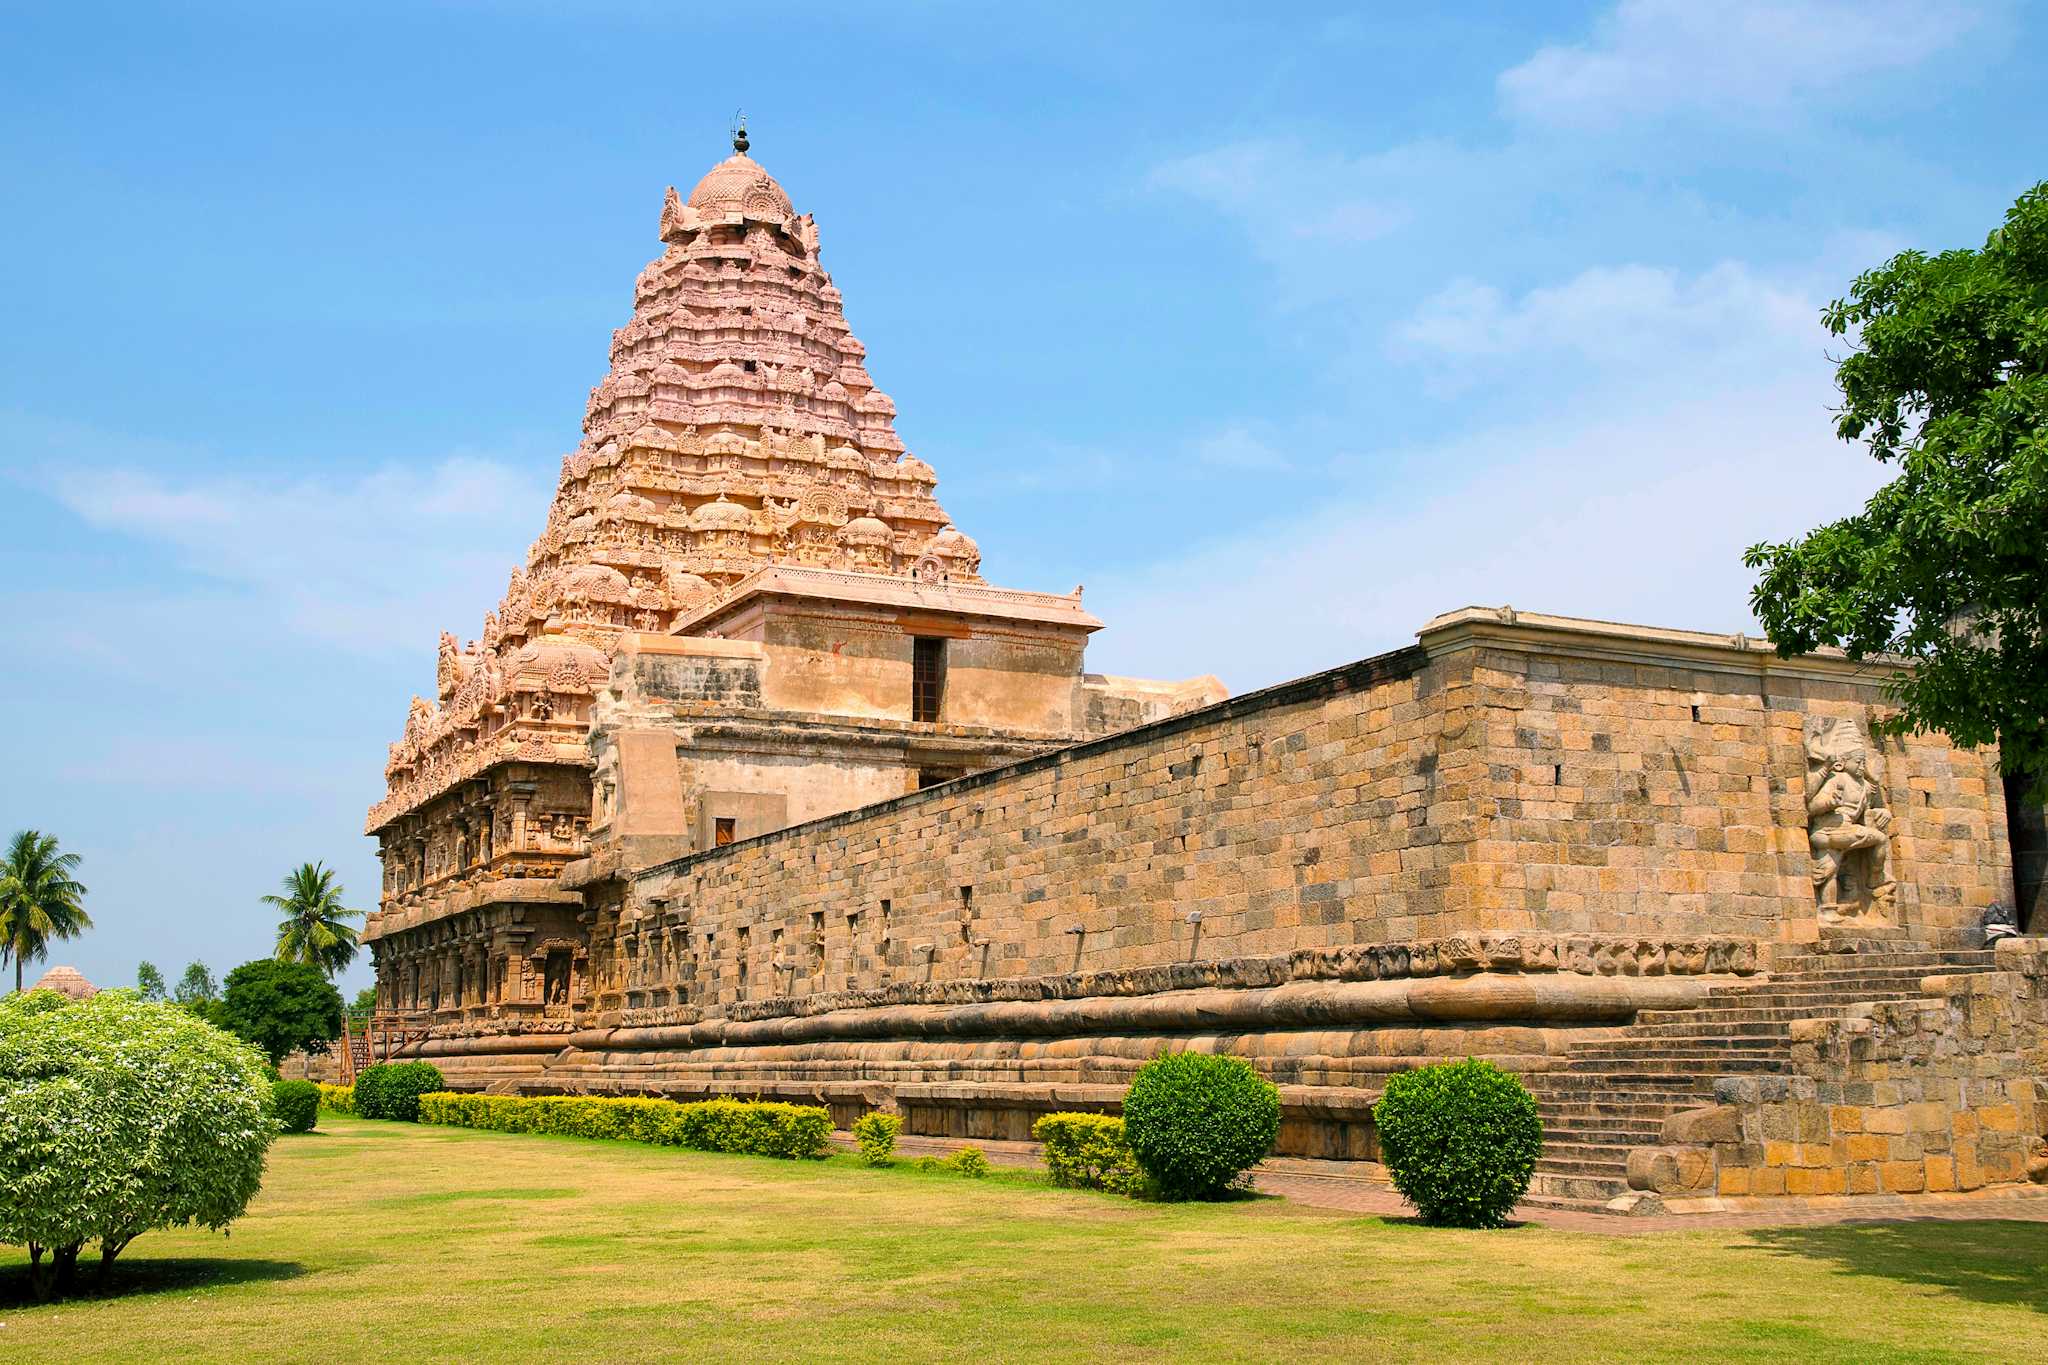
[669,565,1104,638]
[364,741,596,836]
[1416,605,1916,687]
[361,874,586,944]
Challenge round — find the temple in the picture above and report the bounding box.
[363,134,2047,1212]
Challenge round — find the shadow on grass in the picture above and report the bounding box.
[1743,1219,2048,1312]
[0,1255,308,1309]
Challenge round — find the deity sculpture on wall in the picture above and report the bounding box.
[1804,716,1896,921]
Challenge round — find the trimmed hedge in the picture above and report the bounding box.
[316,1083,354,1115]
[1121,1053,1280,1201]
[271,1079,320,1134]
[1373,1058,1542,1228]
[852,1112,901,1166]
[354,1062,444,1122]
[1032,1112,1144,1194]
[418,1093,831,1160]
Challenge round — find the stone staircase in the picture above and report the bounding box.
[1519,943,2002,1209]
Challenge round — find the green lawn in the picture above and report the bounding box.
[4,1116,2045,1363]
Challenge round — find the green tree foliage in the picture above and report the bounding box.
[135,961,166,1002]
[174,961,219,1007]
[214,959,344,1064]
[1119,1053,1280,1201]
[264,861,364,977]
[0,989,275,1298]
[1373,1058,1543,1229]
[0,830,91,994]
[351,986,378,1013]
[1746,183,2048,789]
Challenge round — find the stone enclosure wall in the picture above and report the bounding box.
[615,616,2012,1013]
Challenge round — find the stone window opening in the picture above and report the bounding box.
[912,636,947,723]
[1691,704,1702,722]
[715,816,737,847]
[1553,763,1563,785]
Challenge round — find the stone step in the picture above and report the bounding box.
[1773,951,1997,971]
[1573,1037,1788,1055]
[1635,1005,1903,1025]
[1624,1018,1793,1036]
[1542,1127,1660,1147]
[1538,1099,1697,1120]
[1528,1171,1629,1204]
[1529,1081,1709,1100]
[1561,1058,1782,1077]
[1708,986,1932,1003]
[1533,1157,1628,1179]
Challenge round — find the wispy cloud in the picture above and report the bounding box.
[44,455,550,655]
[1498,0,1984,128]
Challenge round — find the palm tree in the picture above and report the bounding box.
[0,830,91,994]
[264,861,363,978]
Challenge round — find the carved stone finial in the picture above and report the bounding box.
[731,111,749,155]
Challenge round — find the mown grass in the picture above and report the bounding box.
[3,1116,2045,1363]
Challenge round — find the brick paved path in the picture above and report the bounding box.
[864,1132,2048,1235]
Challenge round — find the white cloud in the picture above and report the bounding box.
[1390,260,1826,395]
[1499,0,1983,128]
[46,455,550,655]
[1085,251,1886,691]
[1193,426,1291,472]
[1085,377,1886,692]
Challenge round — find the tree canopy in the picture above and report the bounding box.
[0,830,91,994]
[214,959,344,1064]
[135,961,166,1002]
[1746,182,2048,789]
[174,961,219,1007]
[0,989,275,1298]
[264,861,363,977]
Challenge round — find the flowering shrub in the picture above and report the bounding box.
[317,1082,355,1115]
[271,1080,320,1134]
[1033,1112,1144,1194]
[417,1092,831,1160]
[0,989,275,1300]
[852,1112,902,1165]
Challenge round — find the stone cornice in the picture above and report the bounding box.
[672,564,1103,636]
[1417,605,1913,687]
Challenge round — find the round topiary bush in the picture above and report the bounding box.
[1119,1052,1280,1200]
[353,1061,445,1122]
[271,1079,320,1134]
[1373,1058,1542,1228]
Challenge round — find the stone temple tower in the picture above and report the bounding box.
[361,133,1224,1032]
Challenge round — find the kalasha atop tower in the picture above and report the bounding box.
[362,132,1222,996]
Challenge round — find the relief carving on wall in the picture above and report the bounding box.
[1804,716,1895,922]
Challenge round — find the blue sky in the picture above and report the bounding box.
[2,1,2041,996]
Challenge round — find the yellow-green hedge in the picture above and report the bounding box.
[417,1092,831,1160]
[317,1083,356,1115]
[1033,1112,1144,1194]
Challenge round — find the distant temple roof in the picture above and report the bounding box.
[31,965,96,1000]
